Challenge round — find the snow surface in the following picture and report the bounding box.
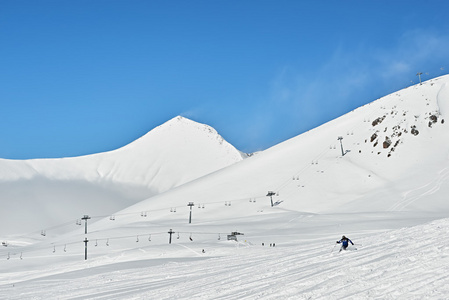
[0,116,245,235]
[1,76,449,299]
[3,217,449,299]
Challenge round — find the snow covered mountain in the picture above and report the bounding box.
[106,75,449,228]
[1,76,449,299]
[0,116,247,235]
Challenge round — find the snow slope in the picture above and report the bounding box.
[1,76,449,299]
[0,116,246,235]
[103,75,449,230]
[2,217,449,299]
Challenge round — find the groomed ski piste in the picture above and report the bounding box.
[1,212,449,299]
[3,217,449,299]
[1,75,449,299]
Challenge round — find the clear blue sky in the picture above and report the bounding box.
[1,1,449,159]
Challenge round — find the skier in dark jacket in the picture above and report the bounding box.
[336,235,354,252]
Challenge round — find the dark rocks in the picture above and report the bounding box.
[372,116,386,127]
[429,114,438,128]
[383,137,392,149]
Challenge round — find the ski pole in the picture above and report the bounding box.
[331,243,337,253]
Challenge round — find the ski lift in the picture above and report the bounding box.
[202,204,205,209]
[64,244,67,252]
[110,215,115,221]
[148,234,151,242]
[227,231,244,241]
[20,252,22,260]
[177,233,180,239]
[53,245,56,253]
[7,253,10,260]
[218,234,221,240]
[76,219,81,225]
[173,207,177,212]
[95,239,98,247]
[106,239,109,246]
[189,233,193,241]
[41,230,46,236]
[136,236,139,242]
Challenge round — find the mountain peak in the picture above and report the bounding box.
[123,116,227,155]
[0,116,246,234]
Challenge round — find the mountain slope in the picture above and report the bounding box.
[0,116,246,235]
[101,75,449,234]
[2,76,449,299]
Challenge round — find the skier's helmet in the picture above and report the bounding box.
[342,235,346,239]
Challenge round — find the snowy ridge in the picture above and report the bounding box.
[0,116,245,185]
[0,116,245,234]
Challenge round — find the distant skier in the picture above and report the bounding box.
[336,235,354,252]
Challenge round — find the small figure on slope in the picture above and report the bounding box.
[336,235,354,252]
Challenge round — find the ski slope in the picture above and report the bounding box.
[1,76,449,299]
[1,215,449,299]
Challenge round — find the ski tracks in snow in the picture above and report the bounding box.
[436,82,449,118]
[2,220,449,299]
[388,167,449,211]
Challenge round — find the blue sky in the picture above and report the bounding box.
[1,1,449,159]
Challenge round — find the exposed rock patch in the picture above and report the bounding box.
[372,116,386,127]
[383,137,392,149]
